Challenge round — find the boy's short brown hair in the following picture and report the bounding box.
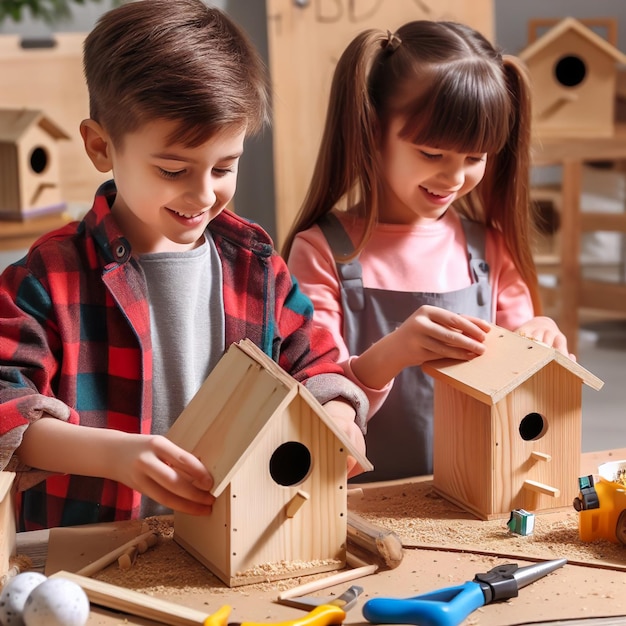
[83,0,270,147]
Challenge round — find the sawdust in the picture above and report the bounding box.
[91,480,626,597]
[348,480,626,570]
[93,517,341,596]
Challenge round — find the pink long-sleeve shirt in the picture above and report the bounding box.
[287,208,534,415]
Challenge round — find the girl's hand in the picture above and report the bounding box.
[323,399,366,478]
[112,433,216,515]
[393,305,491,366]
[515,316,575,360]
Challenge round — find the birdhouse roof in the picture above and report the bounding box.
[0,108,69,143]
[0,472,15,502]
[167,339,372,497]
[422,325,604,405]
[519,17,626,66]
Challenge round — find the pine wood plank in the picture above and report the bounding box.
[50,570,209,625]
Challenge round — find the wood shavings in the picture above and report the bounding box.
[233,559,342,583]
[87,479,626,603]
[1,554,34,587]
[348,480,626,570]
[93,517,340,596]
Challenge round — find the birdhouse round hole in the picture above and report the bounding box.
[554,55,587,88]
[519,412,548,441]
[29,146,49,174]
[269,441,311,486]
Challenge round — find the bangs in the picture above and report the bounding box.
[399,61,512,154]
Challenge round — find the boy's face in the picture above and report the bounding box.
[101,119,245,254]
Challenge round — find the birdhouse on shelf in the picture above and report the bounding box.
[519,17,626,138]
[167,339,372,588]
[0,472,16,581]
[0,108,69,220]
[423,325,604,521]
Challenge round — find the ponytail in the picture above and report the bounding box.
[473,55,542,314]
[282,29,387,261]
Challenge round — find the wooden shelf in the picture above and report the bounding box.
[531,127,626,355]
[0,212,71,251]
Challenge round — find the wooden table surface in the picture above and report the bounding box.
[15,449,626,626]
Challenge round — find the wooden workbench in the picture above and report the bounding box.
[15,449,626,625]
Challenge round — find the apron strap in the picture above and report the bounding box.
[317,213,365,311]
[460,218,490,306]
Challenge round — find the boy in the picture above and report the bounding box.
[0,0,367,531]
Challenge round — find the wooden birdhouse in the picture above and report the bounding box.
[0,472,16,580]
[422,325,604,521]
[519,17,626,138]
[167,339,372,587]
[0,108,69,220]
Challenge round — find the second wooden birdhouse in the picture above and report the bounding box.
[519,17,626,138]
[423,325,603,520]
[167,339,372,587]
[0,472,16,581]
[0,108,69,220]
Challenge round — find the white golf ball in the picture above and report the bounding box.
[0,572,47,626]
[22,577,89,626]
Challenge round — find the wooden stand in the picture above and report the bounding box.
[532,126,626,355]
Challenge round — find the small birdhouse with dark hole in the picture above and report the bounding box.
[166,339,372,587]
[0,108,69,220]
[519,17,626,138]
[423,325,604,520]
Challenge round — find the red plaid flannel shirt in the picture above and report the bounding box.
[0,181,357,530]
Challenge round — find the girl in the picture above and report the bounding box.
[283,21,570,482]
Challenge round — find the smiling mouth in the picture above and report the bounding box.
[422,186,453,198]
[169,208,208,219]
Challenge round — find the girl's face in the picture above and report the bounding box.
[378,116,487,225]
[102,119,245,255]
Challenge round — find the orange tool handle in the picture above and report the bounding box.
[204,604,346,626]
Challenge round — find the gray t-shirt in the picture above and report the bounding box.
[138,234,224,516]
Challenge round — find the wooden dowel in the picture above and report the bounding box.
[76,530,157,577]
[285,490,310,518]
[531,451,552,463]
[50,571,210,626]
[277,564,378,601]
[523,479,560,497]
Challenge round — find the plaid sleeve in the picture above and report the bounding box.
[0,263,79,475]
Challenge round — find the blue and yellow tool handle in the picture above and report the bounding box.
[204,603,347,626]
[362,581,486,626]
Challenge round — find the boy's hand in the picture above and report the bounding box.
[515,315,575,360]
[114,434,216,515]
[17,419,215,515]
[323,399,366,478]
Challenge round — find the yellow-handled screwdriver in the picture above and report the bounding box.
[205,604,346,626]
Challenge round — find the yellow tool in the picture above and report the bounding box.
[575,465,626,544]
[204,604,346,626]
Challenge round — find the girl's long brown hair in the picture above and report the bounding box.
[282,20,540,314]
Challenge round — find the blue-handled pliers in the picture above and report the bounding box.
[362,558,567,626]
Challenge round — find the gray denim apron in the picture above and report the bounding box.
[317,213,492,482]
